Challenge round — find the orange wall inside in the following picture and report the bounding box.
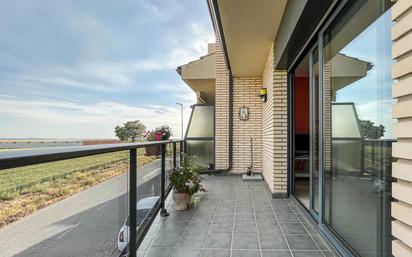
[294,77,309,134]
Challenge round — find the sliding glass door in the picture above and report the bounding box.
[290,1,394,256]
[292,46,320,216]
[321,1,393,256]
[310,47,320,215]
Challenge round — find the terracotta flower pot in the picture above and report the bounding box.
[145,145,160,156]
[172,192,191,210]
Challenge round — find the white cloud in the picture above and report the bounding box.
[0,96,194,139]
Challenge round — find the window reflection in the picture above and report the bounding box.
[323,3,394,257]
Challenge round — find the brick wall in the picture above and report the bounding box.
[391,1,412,256]
[231,77,263,173]
[261,44,288,195]
[214,32,230,170]
[262,44,275,191]
[272,70,288,194]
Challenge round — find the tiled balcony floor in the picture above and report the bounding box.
[138,175,337,257]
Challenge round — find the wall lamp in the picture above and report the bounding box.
[260,88,267,103]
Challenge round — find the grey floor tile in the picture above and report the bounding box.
[273,206,293,214]
[159,221,189,234]
[145,247,173,257]
[138,235,154,251]
[144,176,340,257]
[261,251,292,257]
[276,214,299,222]
[177,233,207,248]
[254,207,275,213]
[254,201,270,208]
[232,250,261,257]
[311,234,329,250]
[236,205,254,213]
[322,251,337,257]
[291,206,302,214]
[292,251,324,257]
[236,213,255,222]
[232,234,260,249]
[259,234,289,250]
[151,233,181,247]
[167,213,195,222]
[286,235,319,250]
[217,205,235,213]
[280,223,307,234]
[214,213,235,223]
[220,199,236,206]
[256,213,277,222]
[193,213,215,223]
[257,222,282,234]
[271,200,289,207]
[234,222,257,234]
[200,249,230,257]
[303,223,318,234]
[204,233,232,249]
[170,248,202,257]
[210,222,233,233]
[237,199,253,205]
[297,214,309,223]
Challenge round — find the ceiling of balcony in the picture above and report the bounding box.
[216,0,287,77]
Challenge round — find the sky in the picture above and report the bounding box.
[337,9,394,139]
[0,0,214,139]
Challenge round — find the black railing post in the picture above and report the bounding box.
[160,143,169,217]
[129,149,137,257]
[180,141,184,165]
[173,142,177,168]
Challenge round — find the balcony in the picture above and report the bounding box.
[0,141,337,257]
[140,175,336,257]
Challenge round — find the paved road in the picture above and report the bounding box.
[0,158,173,257]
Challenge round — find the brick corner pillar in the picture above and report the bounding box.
[391,1,412,256]
[272,70,288,197]
[214,32,230,170]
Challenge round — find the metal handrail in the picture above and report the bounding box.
[0,139,185,257]
[0,139,184,170]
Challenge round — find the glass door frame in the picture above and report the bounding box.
[309,44,320,219]
[287,0,393,256]
[289,43,320,219]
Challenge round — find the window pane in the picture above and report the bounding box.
[186,140,214,166]
[186,105,214,138]
[322,2,394,256]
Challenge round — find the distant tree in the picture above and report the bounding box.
[115,120,146,142]
[359,119,385,139]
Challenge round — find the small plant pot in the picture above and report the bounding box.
[145,145,160,156]
[172,192,191,211]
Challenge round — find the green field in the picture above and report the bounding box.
[0,148,147,200]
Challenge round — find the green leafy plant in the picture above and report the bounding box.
[115,120,146,142]
[169,155,206,195]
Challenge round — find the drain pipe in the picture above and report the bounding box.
[228,72,233,171]
[209,0,233,172]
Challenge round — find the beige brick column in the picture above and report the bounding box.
[262,45,275,191]
[214,32,230,170]
[273,70,288,195]
[391,1,412,256]
[261,43,288,195]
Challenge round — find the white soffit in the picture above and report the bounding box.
[217,0,287,77]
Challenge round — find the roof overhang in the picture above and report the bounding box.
[208,0,287,77]
[177,53,216,104]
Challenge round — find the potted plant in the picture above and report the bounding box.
[144,125,172,156]
[169,155,206,210]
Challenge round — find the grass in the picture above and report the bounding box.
[0,148,155,227]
